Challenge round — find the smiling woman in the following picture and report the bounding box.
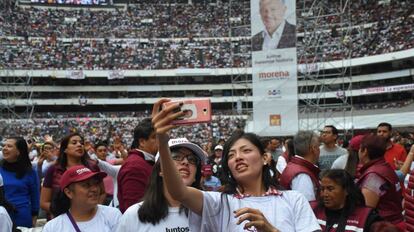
[42,165,121,232]
[0,137,40,228]
[151,98,321,232]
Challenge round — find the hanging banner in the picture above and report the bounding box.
[108,70,125,80]
[65,70,85,80]
[251,0,298,136]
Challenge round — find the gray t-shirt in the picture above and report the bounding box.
[318,145,348,171]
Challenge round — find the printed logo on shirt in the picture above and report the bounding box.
[165,226,190,232]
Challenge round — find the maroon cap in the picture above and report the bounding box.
[202,164,213,175]
[60,165,107,191]
[349,135,365,151]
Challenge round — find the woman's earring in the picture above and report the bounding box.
[264,162,267,165]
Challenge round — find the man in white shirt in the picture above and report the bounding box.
[252,0,296,51]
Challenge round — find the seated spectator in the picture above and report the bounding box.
[280,130,321,201]
[0,137,40,228]
[312,169,381,231]
[356,135,404,229]
[43,165,121,231]
[116,138,205,231]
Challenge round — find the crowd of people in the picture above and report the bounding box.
[0,37,250,70]
[0,0,413,69]
[1,2,251,38]
[0,114,247,150]
[1,99,414,231]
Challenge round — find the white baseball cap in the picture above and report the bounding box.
[156,138,207,163]
[214,145,223,151]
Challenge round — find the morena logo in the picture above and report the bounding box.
[76,168,91,175]
[170,139,189,145]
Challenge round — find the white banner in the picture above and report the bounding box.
[107,70,125,80]
[362,83,414,95]
[251,0,298,136]
[65,70,85,80]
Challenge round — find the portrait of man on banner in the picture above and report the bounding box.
[252,0,296,51]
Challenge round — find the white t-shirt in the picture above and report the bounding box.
[42,205,121,232]
[189,190,321,232]
[0,206,12,232]
[331,154,348,169]
[117,202,190,232]
[276,155,287,174]
[291,174,316,201]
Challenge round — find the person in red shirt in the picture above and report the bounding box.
[117,118,158,213]
[377,122,407,170]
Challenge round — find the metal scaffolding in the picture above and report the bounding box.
[297,0,353,133]
[0,71,35,121]
[229,0,252,115]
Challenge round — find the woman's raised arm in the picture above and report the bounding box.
[151,99,204,215]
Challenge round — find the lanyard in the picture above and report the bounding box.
[66,211,82,232]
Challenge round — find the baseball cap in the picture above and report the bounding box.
[60,165,107,191]
[156,138,206,163]
[349,135,365,152]
[214,145,223,151]
[202,164,213,175]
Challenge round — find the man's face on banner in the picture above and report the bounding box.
[260,0,287,35]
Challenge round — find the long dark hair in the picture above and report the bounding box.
[318,169,365,232]
[138,150,203,225]
[57,133,90,169]
[0,137,32,179]
[221,131,279,194]
[344,149,358,177]
[50,190,71,217]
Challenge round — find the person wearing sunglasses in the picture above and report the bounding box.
[117,138,205,232]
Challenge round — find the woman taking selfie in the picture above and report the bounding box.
[43,165,121,231]
[312,169,381,231]
[0,137,40,228]
[151,99,320,232]
[116,138,205,231]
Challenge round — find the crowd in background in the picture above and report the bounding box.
[0,114,247,149]
[0,0,413,69]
